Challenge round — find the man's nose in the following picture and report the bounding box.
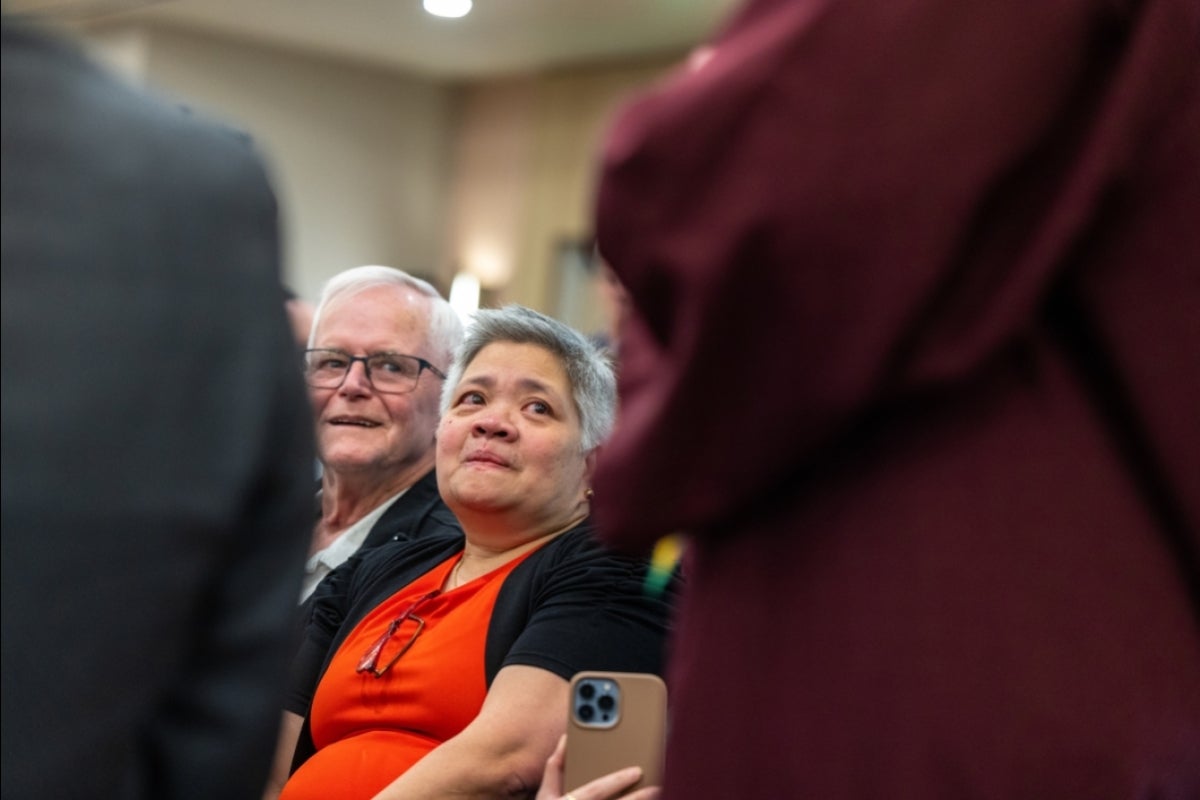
[339,359,373,395]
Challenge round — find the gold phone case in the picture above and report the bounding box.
[563,671,667,795]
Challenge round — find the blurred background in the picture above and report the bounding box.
[7,0,736,336]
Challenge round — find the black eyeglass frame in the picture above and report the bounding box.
[302,348,447,394]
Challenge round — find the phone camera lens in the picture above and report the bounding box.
[578,704,595,721]
[597,695,615,712]
[579,683,596,700]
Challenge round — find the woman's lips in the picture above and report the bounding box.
[465,450,509,467]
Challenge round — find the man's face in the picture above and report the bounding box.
[308,285,445,479]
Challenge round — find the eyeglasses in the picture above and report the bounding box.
[303,349,446,394]
[356,590,441,678]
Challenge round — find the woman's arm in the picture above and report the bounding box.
[261,711,304,800]
[372,665,568,799]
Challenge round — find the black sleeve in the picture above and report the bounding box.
[497,530,676,680]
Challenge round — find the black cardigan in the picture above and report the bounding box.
[360,469,462,550]
[294,469,462,642]
[287,519,677,771]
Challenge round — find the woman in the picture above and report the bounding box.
[268,305,674,800]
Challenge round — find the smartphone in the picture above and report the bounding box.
[563,671,668,795]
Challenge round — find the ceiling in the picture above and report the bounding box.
[12,0,740,80]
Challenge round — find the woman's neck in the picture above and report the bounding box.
[451,509,588,588]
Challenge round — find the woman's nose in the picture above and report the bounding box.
[472,411,515,438]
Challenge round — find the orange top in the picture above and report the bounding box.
[280,550,533,800]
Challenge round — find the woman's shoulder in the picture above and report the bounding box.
[319,530,462,611]
[544,519,599,554]
[354,531,463,584]
[486,518,676,682]
[513,518,657,597]
[306,531,464,647]
[527,519,632,570]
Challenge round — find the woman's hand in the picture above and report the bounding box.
[536,735,661,800]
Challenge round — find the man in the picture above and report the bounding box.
[299,265,464,602]
[1,17,313,800]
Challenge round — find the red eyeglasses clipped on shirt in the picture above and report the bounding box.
[355,590,441,678]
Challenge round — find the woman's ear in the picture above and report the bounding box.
[582,446,600,486]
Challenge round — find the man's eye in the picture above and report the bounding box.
[376,357,417,376]
[318,357,347,370]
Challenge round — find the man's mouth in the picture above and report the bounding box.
[329,416,381,428]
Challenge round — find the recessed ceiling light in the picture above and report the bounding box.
[424,0,472,19]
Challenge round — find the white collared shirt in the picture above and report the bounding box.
[299,487,408,602]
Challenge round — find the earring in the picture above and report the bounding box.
[585,488,595,500]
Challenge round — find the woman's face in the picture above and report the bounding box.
[437,341,593,538]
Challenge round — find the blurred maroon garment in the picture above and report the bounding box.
[592,0,1200,797]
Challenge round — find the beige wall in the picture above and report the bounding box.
[444,78,536,298]
[516,59,673,325]
[77,20,678,322]
[80,24,149,78]
[82,22,459,302]
[446,57,675,330]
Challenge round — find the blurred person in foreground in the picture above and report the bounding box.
[299,265,464,602]
[283,287,316,351]
[1,16,313,800]
[591,0,1200,797]
[267,305,674,799]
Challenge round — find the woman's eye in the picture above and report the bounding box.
[457,391,485,406]
[526,400,550,415]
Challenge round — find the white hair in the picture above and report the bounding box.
[309,265,463,367]
[440,305,616,452]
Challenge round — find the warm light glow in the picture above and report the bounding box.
[423,0,472,19]
[449,272,481,327]
[465,243,511,289]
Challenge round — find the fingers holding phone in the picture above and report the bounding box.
[536,734,660,800]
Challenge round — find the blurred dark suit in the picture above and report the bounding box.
[1,18,313,800]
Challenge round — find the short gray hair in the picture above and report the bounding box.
[309,265,463,367]
[440,305,616,452]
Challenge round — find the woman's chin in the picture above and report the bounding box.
[454,494,511,514]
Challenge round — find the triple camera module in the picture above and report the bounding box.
[572,677,621,728]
